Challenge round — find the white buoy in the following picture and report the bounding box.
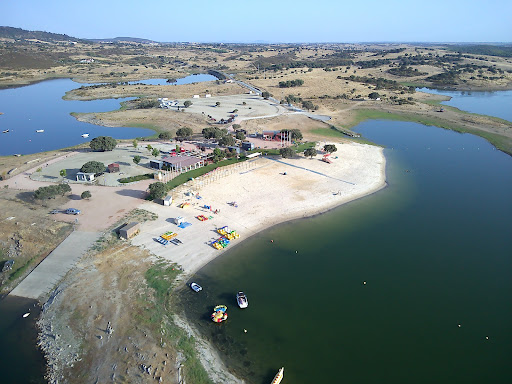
[244,329,247,333]
[458,324,461,328]
[363,281,366,285]
[485,336,489,340]
[295,251,298,253]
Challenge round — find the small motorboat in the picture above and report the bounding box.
[2,129,9,133]
[36,129,44,133]
[190,282,202,292]
[211,305,228,323]
[271,367,284,384]
[81,133,89,138]
[22,313,30,318]
[236,291,248,308]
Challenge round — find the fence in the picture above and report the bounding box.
[170,159,259,197]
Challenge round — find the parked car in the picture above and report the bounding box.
[65,208,81,215]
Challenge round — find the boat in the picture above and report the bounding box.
[81,133,89,138]
[22,313,30,318]
[35,129,44,133]
[211,305,228,323]
[271,367,284,384]
[236,291,248,308]
[2,129,9,133]
[190,282,202,292]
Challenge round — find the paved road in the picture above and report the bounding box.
[9,231,101,299]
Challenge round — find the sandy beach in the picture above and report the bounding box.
[131,141,386,275]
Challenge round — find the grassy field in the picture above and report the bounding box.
[143,261,213,384]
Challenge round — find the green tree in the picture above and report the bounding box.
[90,136,117,151]
[59,169,67,177]
[212,147,226,163]
[202,127,225,139]
[57,184,71,196]
[261,91,271,99]
[242,101,247,105]
[232,124,241,130]
[81,190,92,199]
[147,144,153,152]
[235,131,246,140]
[290,129,303,141]
[280,147,295,158]
[301,100,318,111]
[215,101,221,107]
[34,184,71,200]
[218,135,235,146]
[159,132,172,140]
[148,182,167,200]
[152,148,160,157]
[176,127,193,138]
[368,92,381,100]
[80,161,105,174]
[183,100,193,108]
[323,144,338,153]
[304,148,317,158]
[133,139,138,148]
[133,155,141,165]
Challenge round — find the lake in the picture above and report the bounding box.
[417,88,512,122]
[1,82,511,383]
[183,120,512,383]
[0,73,218,156]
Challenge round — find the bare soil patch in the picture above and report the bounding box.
[0,188,72,296]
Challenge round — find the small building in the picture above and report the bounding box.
[119,222,140,239]
[193,94,200,98]
[150,160,164,170]
[205,94,211,98]
[227,146,241,154]
[242,141,255,151]
[162,155,205,173]
[108,163,120,173]
[246,152,262,159]
[163,195,173,206]
[76,172,95,182]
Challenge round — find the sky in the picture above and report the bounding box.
[1,0,511,43]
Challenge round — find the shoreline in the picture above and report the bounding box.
[131,142,386,276]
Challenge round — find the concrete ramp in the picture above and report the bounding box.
[9,231,101,300]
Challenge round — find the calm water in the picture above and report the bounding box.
[125,73,217,86]
[0,73,218,156]
[183,121,512,383]
[0,296,45,383]
[417,88,512,122]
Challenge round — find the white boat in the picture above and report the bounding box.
[271,367,284,384]
[236,291,248,308]
[81,133,89,138]
[22,313,30,318]
[36,129,44,133]
[2,129,9,133]
[190,282,202,292]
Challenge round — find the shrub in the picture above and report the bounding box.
[90,136,117,151]
[81,190,92,199]
[80,161,105,174]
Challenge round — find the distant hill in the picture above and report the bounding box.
[0,26,83,43]
[87,37,159,44]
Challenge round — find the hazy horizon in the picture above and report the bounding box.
[1,0,511,44]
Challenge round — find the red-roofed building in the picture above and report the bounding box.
[107,163,120,173]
